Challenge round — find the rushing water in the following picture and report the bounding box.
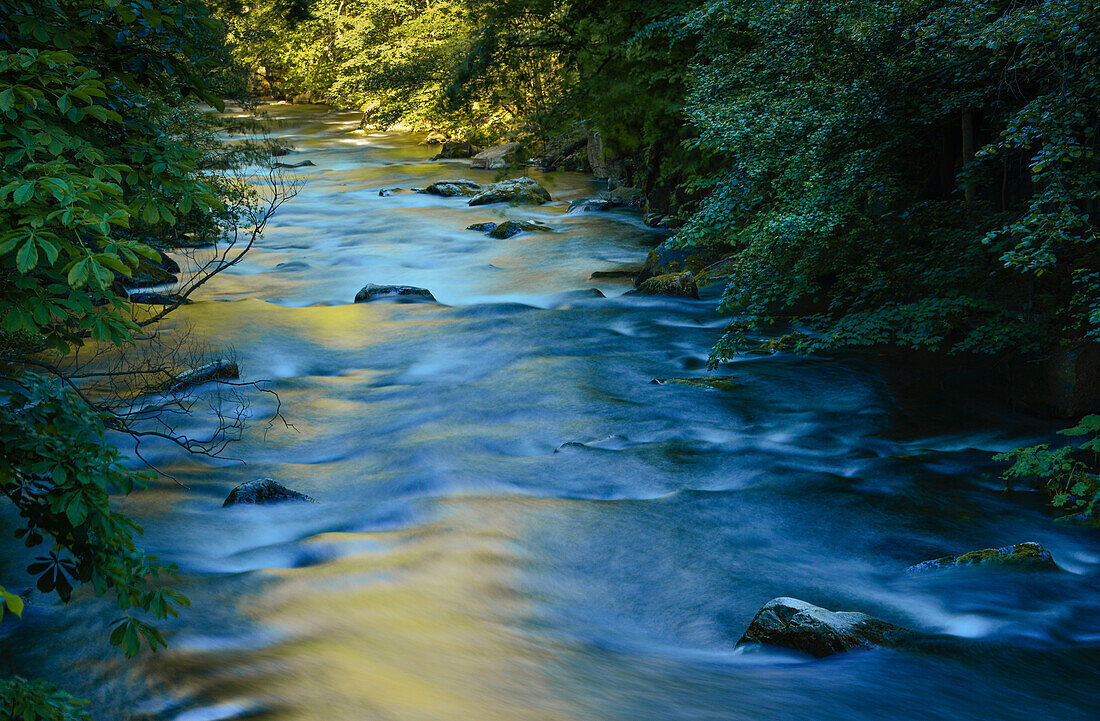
[3,105,1100,721]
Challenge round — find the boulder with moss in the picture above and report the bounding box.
[488,220,553,239]
[636,239,730,285]
[468,177,551,206]
[626,271,699,299]
[907,542,1058,572]
[738,597,916,657]
[651,377,739,390]
[354,284,436,303]
[425,179,482,197]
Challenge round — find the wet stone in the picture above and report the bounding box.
[223,478,316,507]
[907,542,1058,572]
[354,284,436,303]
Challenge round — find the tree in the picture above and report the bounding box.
[1,0,297,711]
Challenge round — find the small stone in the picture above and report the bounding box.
[275,160,315,168]
[354,284,436,303]
[223,478,315,507]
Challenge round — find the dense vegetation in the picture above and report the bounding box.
[0,0,291,715]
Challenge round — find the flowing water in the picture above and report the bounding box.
[3,106,1100,721]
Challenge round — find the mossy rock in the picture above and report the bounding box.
[907,542,1058,572]
[738,597,916,657]
[468,177,551,206]
[636,239,729,285]
[626,271,699,299]
[488,220,553,239]
[425,179,482,197]
[354,284,436,303]
[467,222,498,232]
[651,376,739,391]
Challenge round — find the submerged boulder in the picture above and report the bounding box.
[738,597,914,657]
[568,197,614,214]
[425,179,482,197]
[275,159,315,169]
[651,377,739,391]
[354,284,436,303]
[589,268,641,281]
[908,542,1058,572]
[487,220,553,239]
[223,478,315,507]
[470,142,524,170]
[626,271,699,299]
[468,177,552,206]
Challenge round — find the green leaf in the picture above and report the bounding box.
[0,587,25,617]
[16,239,39,272]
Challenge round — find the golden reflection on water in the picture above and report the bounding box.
[178,498,578,721]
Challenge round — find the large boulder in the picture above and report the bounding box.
[354,284,436,303]
[487,220,553,239]
[908,542,1058,572]
[626,271,699,299]
[738,597,914,657]
[223,478,315,507]
[468,177,552,206]
[424,179,482,197]
[636,239,727,285]
[470,142,525,170]
[421,130,447,145]
[432,141,479,160]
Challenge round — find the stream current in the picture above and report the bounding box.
[3,105,1100,721]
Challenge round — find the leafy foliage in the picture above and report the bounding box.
[1,376,190,655]
[996,415,1100,521]
[677,0,1100,360]
[0,677,90,721]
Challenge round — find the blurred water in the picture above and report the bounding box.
[3,105,1099,721]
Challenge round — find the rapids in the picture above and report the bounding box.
[3,105,1099,721]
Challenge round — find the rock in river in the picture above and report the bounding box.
[636,238,728,285]
[738,597,915,657]
[425,179,482,197]
[223,478,315,507]
[354,284,436,303]
[908,541,1058,572]
[470,142,524,170]
[488,220,553,239]
[467,222,498,233]
[626,271,699,299]
[468,177,551,206]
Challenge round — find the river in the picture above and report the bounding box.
[3,105,1100,721]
